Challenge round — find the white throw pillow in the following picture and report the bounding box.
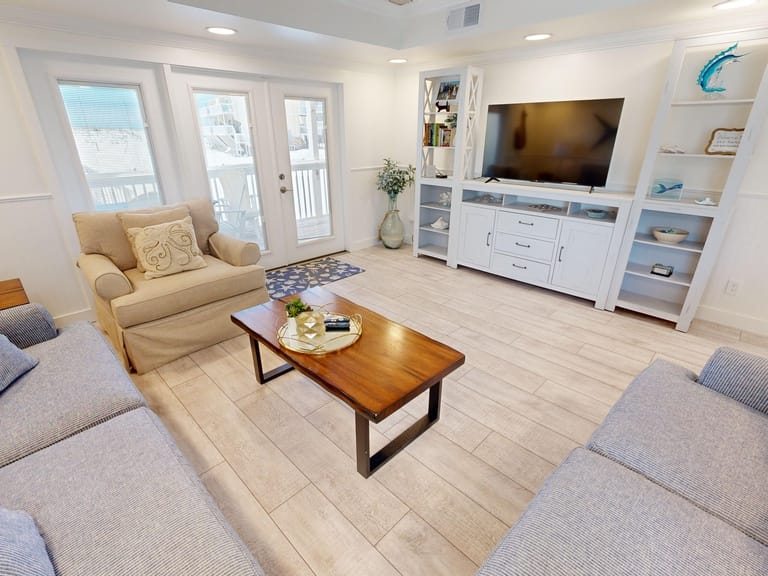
[126,216,207,279]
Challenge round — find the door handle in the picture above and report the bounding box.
[280,186,290,194]
[486,232,491,246]
[515,242,531,248]
[558,246,565,262]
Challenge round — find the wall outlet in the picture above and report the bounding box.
[725,279,741,296]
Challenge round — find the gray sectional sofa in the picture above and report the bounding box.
[478,346,768,575]
[0,304,264,575]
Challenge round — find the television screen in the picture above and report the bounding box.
[481,98,625,188]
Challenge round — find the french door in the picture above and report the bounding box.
[187,76,343,269]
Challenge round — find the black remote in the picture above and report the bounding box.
[324,319,350,331]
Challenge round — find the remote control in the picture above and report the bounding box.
[324,318,350,331]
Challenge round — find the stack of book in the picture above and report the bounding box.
[423,123,452,147]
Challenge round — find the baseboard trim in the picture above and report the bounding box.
[348,237,380,251]
[696,305,768,337]
[54,307,95,327]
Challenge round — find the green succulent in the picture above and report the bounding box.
[285,298,312,318]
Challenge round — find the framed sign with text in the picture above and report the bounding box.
[706,128,743,155]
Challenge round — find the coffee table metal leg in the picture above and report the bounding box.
[250,336,293,384]
[355,380,442,478]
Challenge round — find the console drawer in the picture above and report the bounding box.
[495,232,554,262]
[491,253,551,284]
[496,210,559,239]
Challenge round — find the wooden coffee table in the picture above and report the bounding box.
[231,287,465,477]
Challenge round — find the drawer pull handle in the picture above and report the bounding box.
[515,242,531,248]
[512,263,528,270]
[558,246,565,262]
[518,220,534,226]
[486,232,491,246]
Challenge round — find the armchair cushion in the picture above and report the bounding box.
[0,335,38,393]
[112,256,266,329]
[209,232,261,266]
[126,216,207,279]
[0,303,57,349]
[698,347,768,415]
[118,206,190,272]
[0,508,55,576]
[77,254,133,301]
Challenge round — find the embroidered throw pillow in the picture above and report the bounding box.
[126,216,207,279]
[0,334,39,392]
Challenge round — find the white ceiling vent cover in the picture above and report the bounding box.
[447,2,481,31]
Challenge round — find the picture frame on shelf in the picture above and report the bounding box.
[705,128,743,155]
[649,178,684,201]
[435,80,460,102]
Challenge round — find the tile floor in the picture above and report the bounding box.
[131,246,768,576]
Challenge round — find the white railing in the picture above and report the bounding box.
[290,160,329,220]
[87,173,160,210]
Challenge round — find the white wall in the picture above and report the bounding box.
[394,41,768,335]
[0,22,396,323]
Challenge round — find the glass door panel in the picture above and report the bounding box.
[193,91,267,249]
[284,98,332,241]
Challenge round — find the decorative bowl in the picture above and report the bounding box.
[585,209,609,219]
[652,227,689,244]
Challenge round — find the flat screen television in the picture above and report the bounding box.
[481,98,625,188]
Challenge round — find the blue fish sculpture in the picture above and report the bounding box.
[697,43,747,94]
[652,181,683,195]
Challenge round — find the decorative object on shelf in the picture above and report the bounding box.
[446,113,458,146]
[528,203,562,212]
[697,43,747,95]
[476,193,502,204]
[695,197,718,206]
[285,298,326,342]
[376,158,415,249]
[650,263,675,277]
[436,101,451,112]
[436,80,460,101]
[430,216,449,230]
[658,144,686,154]
[438,190,451,205]
[705,128,744,155]
[423,122,452,147]
[650,178,684,200]
[652,227,689,244]
[435,170,448,179]
[585,208,609,219]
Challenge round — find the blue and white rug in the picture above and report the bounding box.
[266,257,365,299]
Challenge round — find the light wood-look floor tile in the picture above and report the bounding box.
[173,375,309,512]
[376,511,477,576]
[238,388,409,544]
[201,463,314,576]
[135,246,768,576]
[272,485,400,576]
[132,371,223,475]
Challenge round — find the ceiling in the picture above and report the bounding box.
[2,0,767,67]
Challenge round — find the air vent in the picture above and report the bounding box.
[447,2,481,30]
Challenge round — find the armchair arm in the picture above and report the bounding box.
[0,303,57,348]
[77,253,133,301]
[208,232,261,266]
[698,347,768,415]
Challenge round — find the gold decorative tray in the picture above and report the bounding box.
[277,314,363,354]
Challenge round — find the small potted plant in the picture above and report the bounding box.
[285,298,325,341]
[376,158,415,249]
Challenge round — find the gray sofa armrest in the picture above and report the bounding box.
[208,232,261,266]
[698,347,768,415]
[77,253,133,301]
[0,303,58,349]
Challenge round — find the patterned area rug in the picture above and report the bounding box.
[266,257,365,299]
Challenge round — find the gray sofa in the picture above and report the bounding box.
[0,304,264,575]
[478,347,768,575]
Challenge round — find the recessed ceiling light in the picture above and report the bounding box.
[713,0,756,8]
[388,58,408,64]
[206,26,237,36]
[525,33,552,41]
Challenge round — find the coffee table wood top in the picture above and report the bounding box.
[231,287,465,422]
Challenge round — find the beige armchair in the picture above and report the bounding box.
[72,198,269,373]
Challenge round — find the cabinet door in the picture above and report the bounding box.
[551,220,613,297]
[458,204,495,269]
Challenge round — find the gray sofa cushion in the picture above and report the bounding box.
[587,359,768,545]
[0,507,55,576]
[0,303,57,349]
[476,448,768,576]
[0,407,264,576]
[699,346,768,415]
[0,335,38,392]
[0,321,145,468]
